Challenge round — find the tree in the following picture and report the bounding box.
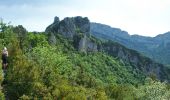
[135,78,170,100]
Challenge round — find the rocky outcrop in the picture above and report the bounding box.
[45,16,90,38]
[45,16,96,52]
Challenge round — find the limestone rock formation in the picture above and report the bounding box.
[45,16,96,52]
[78,35,97,52]
[45,16,90,38]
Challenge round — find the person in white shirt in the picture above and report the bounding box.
[2,47,8,70]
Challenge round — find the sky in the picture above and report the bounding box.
[0,0,170,37]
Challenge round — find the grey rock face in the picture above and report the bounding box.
[45,16,90,38]
[78,35,98,52]
[58,17,77,38]
[46,16,97,52]
[74,16,90,36]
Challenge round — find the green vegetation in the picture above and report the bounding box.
[0,21,170,100]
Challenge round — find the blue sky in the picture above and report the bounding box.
[0,0,170,37]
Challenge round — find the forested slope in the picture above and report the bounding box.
[0,18,170,100]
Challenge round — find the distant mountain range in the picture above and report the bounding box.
[90,23,170,65]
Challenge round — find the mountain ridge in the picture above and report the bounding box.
[90,22,170,64]
[45,16,170,82]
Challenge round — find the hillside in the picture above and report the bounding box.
[91,23,170,65]
[0,17,170,99]
[46,16,170,82]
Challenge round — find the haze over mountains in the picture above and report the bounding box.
[91,23,170,65]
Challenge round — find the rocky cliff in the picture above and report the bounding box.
[45,16,97,52]
[100,41,170,81]
[91,23,170,65]
[46,16,90,38]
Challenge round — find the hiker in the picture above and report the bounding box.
[2,47,8,70]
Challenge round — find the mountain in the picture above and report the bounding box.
[90,22,170,65]
[46,16,97,52]
[1,16,170,99]
[45,16,170,82]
